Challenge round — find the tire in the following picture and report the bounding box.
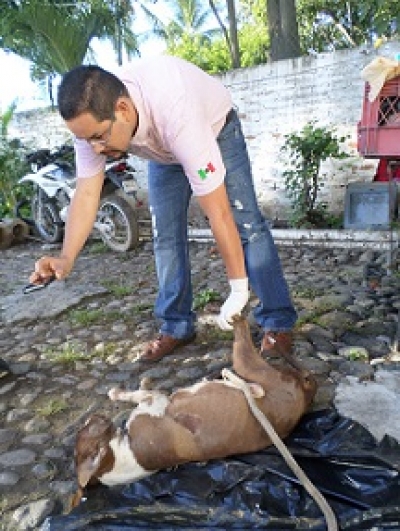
[31,194,64,243]
[14,199,35,227]
[97,194,139,252]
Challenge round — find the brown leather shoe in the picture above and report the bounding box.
[140,333,196,362]
[261,331,308,372]
[261,331,293,357]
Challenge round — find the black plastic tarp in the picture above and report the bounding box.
[43,409,400,530]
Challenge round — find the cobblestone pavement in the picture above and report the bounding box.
[0,238,399,530]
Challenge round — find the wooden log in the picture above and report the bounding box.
[0,218,30,249]
[10,218,30,243]
[0,220,14,250]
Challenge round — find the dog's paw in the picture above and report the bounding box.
[108,387,121,401]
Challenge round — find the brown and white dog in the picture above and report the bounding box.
[71,316,317,506]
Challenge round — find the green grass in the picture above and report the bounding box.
[295,307,335,328]
[130,302,154,314]
[68,308,105,326]
[292,286,325,299]
[92,342,118,358]
[43,340,119,364]
[295,309,356,330]
[295,312,323,328]
[0,498,7,514]
[347,347,369,361]
[198,327,233,343]
[68,306,131,325]
[101,280,132,297]
[193,288,221,310]
[43,342,92,363]
[87,241,108,254]
[36,398,68,417]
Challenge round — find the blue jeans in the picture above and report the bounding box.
[148,110,297,339]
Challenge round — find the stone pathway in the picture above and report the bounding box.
[0,239,399,531]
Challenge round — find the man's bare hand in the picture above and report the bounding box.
[29,255,74,284]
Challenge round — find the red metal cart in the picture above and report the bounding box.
[358,75,400,159]
[344,76,400,230]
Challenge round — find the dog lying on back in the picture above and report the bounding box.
[72,316,317,506]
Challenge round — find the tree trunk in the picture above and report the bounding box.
[210,0,241,69]
[115,0,123,66]
[267,0,301,61]
[226,0,241,68]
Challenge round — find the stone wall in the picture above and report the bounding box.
[9,107,70,150]
[10,42,400,220]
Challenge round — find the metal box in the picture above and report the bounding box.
[343,181,398,230]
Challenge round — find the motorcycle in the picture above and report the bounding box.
[16,144,141,252]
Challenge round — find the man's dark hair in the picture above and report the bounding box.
[58,65,129,121]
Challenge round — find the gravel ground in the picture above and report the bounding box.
[0,237,399,531]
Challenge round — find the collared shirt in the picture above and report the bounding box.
[74,55,232,196]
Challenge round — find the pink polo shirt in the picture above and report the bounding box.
[74,55,233,196]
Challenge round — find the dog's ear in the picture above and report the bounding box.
[69,487,84,511]
[77,447,107,488]
[86,415,112,437]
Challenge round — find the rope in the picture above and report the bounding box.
[222,368,338,531]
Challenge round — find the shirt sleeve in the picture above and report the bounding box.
[74,138,106,178]
[165,99,226,197]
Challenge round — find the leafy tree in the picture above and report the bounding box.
[143,0,268,72]
[239,23,269,67]
[164,23,268,73]
[208,0,240,68]
[223,0,241,67]
[157,0,400,68]
[296,0,400,53]
[238,0,269,66]
[0,0,139,102]
[2,3,97,74]
[0,102,15,137]
[166,33,230,72]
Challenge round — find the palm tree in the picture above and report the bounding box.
[141,0,221,48]
[0,0,139,102]
[94,0,139,65]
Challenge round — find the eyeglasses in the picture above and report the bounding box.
[88,118,115,147]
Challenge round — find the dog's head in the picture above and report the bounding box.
[74,414,116,490]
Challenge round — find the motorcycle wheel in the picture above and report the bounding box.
[97,194,139,252]
[31,195,64,243]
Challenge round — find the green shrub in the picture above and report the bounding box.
[280,121,348,228]
[0,104,31,219]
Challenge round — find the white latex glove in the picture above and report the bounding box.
[216,278,249,330]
